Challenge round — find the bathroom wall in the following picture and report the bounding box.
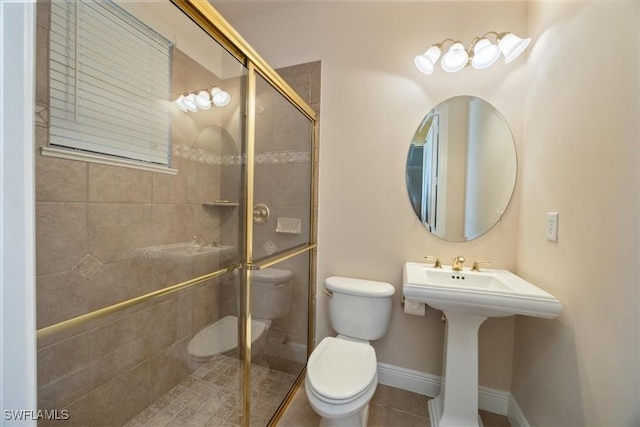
[215,1,528,391]
[514,1,640,425]
[219,0,640,424]
[34,2,243,423]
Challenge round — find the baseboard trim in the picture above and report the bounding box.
[377,362,441,397]
[507,394,531,427]
[377,362,522,420]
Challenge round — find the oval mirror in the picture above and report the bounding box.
[406,96,517,242]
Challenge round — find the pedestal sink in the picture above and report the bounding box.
[402,262,562,427]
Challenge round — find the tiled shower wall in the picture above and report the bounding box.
[35,2,242,424]
[35,0,320,424]
[260,63,321,362]
[219,62,321,365]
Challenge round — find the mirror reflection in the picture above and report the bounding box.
[406,96,517,242]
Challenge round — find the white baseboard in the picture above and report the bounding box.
[377,362,441,397]
[478,384,509,415]
[506,394,531,427]
[377,362,526,421]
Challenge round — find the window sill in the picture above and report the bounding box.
[41,146,178,175]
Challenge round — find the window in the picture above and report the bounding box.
[48,0,173,169]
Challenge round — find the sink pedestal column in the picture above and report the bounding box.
[428,311,487,427]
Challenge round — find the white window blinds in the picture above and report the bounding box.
[49,0,173,166]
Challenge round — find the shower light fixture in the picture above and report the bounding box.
[195,90,212,110]
[414,32,531,75]
[175,94,197,112]
[174,86,231,112]
[211,87,231,107]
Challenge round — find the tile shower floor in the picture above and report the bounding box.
[125,354,297,427]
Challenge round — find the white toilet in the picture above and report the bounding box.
[187,268,293,369]
[305,276,395,427]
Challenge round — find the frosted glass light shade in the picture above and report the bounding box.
[471,38,501,69]
[499,33,531,63]
[175,95,189,112]
[415,45,442,75]
[441,42,468,73]
[176,94,198,112]
[211,87,231,107]
[195,90,212,110]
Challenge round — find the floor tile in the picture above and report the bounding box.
[279,381,511,427]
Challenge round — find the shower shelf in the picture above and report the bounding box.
[202,201,239,207]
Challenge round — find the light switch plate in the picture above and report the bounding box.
[546,212,559,242]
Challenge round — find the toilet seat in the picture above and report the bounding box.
[187,315,268,361]
[307,337,377,404]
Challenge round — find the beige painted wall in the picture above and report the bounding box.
[217,3,640,420]
[514,1,640,425]
[216,1,528,391]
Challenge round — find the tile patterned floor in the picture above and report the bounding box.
[125,354,296,427]
[278,383,511,427]
[126,353,510,427]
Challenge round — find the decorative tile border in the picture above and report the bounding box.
[173,143,310,166]
[256,150,311,165]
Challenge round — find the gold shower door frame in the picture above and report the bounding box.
[178,2,320,420]
[36,1,318,425]
[241,58,318,424]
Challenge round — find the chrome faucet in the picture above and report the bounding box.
[452,255,466,271]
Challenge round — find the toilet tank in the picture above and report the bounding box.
[251,268,293,320]
[325,276,395,341]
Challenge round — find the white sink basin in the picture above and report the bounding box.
[403,262,562,318]
[138,242,236,259]
[402,261,562,427]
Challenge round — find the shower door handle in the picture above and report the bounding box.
[253,203,270,224]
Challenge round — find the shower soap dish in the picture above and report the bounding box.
[276,217,302,234]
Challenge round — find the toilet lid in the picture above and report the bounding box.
[307,337,377,401]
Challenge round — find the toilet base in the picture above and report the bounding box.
[318,404,369,427]
[306,372,377,427]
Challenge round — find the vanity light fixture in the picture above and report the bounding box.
[194,90,212,110]
[175,94,197,112]
[210,87,231,107]
[174,86,231,112]
[414,32,531,75]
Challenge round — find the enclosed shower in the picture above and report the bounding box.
[34,0,318,425]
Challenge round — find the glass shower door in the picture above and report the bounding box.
[35,1,317,425]
[247,70,316,424]
[36,1,251,425]
[252,73,314,261]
